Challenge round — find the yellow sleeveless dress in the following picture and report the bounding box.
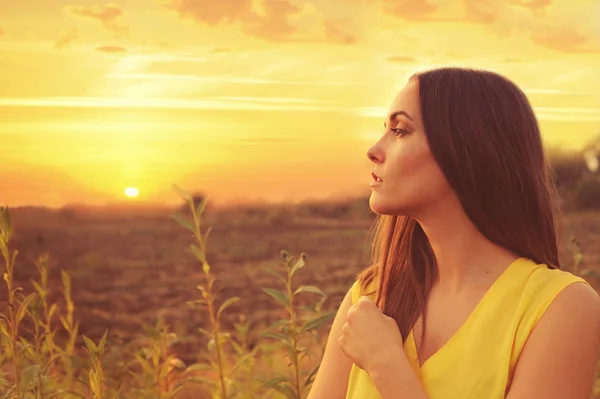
[345,257,589,399]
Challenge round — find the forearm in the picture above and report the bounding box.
[368,353,429,399]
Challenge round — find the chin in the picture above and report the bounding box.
[369,191,422,217]
[369,194,403,216]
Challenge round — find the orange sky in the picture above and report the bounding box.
[1,0,599,207]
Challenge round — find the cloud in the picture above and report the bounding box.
[0,96,347,112]
[386,56,417,63]
[509,0,553,12]
[499,58,523,63]
[378,0,599,53]
[324,21,358,45]
[96,45,127,53]
[65,3,128,35]
[378,0,440,21]
[211,47,232,54]
[532,22,599,53]
[165,0,300,41]
[164,0,358,44]
[242,0,301,41]
[55,28,79,49]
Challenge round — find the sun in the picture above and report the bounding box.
[124,187,139,198]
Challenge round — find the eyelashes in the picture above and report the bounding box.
[391,127,409,137]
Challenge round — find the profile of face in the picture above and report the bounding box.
[366,78,454,217]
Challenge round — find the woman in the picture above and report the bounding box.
[308,67,600,399]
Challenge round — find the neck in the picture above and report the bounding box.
[415,200,518,290]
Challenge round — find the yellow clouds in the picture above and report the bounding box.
[54,28,78,49]
[96,45,127,54]
[163,0,359,44]
[65,2,128,35]
[376,0,599,53]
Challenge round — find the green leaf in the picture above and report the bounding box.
[160,354,175,381]
[230,352,256,376]
[0,206,13,241]
[19,364,40,391]
[265,319,291,332]
[61,269,71,291]
[303,363,320,392]
[301,312,335,333]
[98,329,108,353]
[0,320,9,338]
[217,297,240,320]
[263,288,289,310]
[204,226,213,243]
[17,293,37,324]
[1,385,16,399]
[290,255,306,276]
[580,269,600,278]
[82,335,98,353]
[197,327,212,339]
[30,280,44,296]
[190,244,207,264]
[261,376,287,388]
[171,214,195,234]
[260,331,292,344]
[48,303,58,320]
[186,376,217,387]
[89,369,101,399]
[50,390,85,399]
[269,379,298,399]
[172,184,191,201]
[261,267,288,286]
[185,362,212,373]
[294,285,326,296]
[195,197,209,216]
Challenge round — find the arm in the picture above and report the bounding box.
[506,282,600,399]
[368,354,429,399]
[307,286,355,399]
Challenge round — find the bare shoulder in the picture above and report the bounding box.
[542,281,600,332]
[507,281,600,399]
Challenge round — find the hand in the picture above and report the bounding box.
[338,295,405,375]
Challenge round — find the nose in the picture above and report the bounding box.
[367,144,383,164]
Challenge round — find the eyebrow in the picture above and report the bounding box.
[383,110,415,127]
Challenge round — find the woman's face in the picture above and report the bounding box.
[366,79,453,217]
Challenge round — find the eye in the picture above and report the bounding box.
[391,127,409,137]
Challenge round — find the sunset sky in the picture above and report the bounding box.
[1,0,599,207]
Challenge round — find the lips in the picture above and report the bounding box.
[372,172,383,182]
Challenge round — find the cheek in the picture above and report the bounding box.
[392,148,439,190]
[370,150,451,214]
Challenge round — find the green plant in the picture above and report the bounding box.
[22,253,64,397]
[0,206,38,397]
[568,235,600,279]
[171,185,254,399]
[83,329,109,399]
[128,317,186,399]
[259,250,335,399]
[58,268,82,396]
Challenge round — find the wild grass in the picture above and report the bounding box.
[0,186,335,398]
[0,183,599,398]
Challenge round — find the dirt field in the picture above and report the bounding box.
[2,205,600,364]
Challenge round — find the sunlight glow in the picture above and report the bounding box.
[124,187,139,198]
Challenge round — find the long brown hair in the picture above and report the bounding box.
[357,67,561,342]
